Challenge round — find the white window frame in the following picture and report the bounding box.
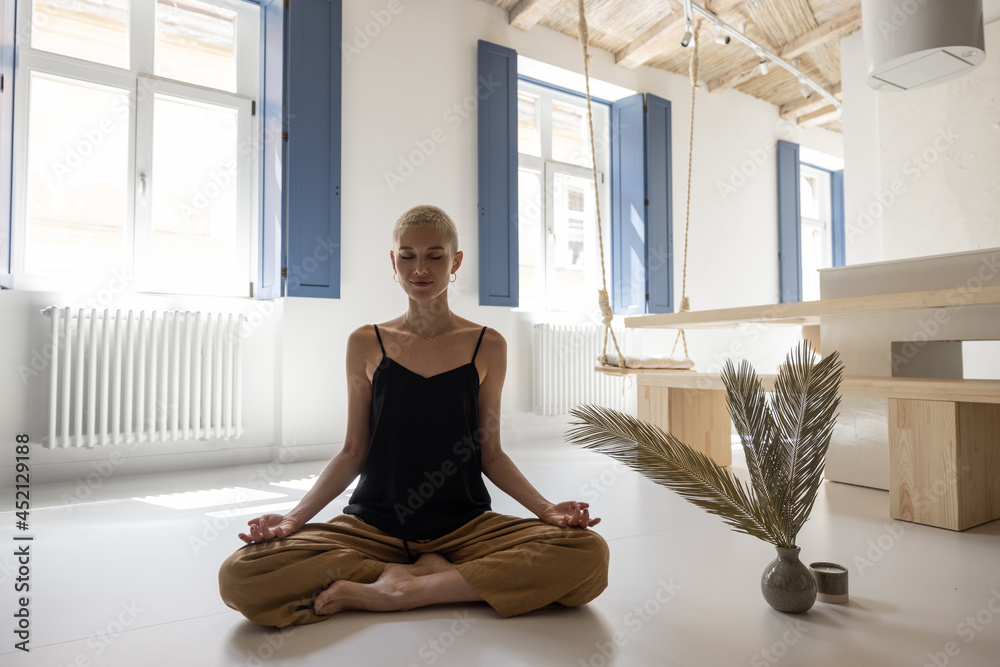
[800,162,833,301]
[12,0,259,297]
[516,79,611,313]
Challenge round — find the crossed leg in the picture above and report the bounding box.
[313,553,484,616]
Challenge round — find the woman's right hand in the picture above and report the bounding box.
[238,513,303,544]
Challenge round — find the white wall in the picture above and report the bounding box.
[841,18,1000,264]
[1,0,844,485]
[840,30,884,265]
[878,20,1000,260]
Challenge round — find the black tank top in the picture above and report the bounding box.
[343,324,493,540]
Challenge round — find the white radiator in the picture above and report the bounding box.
[42,307,245,448]
[532,323,629,416]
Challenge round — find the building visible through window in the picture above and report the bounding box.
[516,79,610,312]
[15,0,258,297]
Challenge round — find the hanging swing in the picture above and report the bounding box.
[578,0,696,372]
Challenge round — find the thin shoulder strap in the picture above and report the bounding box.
[372,324,386,356]
[472,326,487,363]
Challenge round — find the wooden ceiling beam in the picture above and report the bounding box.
[614,12,685,69]
[780,5,862,61]
[509,0,562,31]
[796,105,842,128]
[706,57,762,92]
[708,6,862,92]
[779,83,841,119]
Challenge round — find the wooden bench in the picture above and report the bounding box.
[598,284,1000,531]
[595,368,1000,531]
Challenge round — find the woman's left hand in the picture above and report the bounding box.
[540,501,601,529]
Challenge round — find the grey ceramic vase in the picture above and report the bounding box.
[761,546,817,613]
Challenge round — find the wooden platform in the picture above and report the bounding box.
[622,284,1000,329]
[597,366,1000,404]
[598,367,1000,531]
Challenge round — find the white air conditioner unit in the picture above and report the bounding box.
[862,0,986,91]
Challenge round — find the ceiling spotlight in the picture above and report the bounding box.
[714,24,730,45]
[759,59,770,75]
[681,21,694,47]
[798,77,813,98]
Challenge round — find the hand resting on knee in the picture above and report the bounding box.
[239,513,304,544]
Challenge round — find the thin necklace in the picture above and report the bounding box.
[404,312,454,340]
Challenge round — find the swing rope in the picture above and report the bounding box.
[670,17,700,360]
[577,0,625,369]
[578,0,697,367]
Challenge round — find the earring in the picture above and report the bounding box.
[450,274,457,283]
[392,273,399,282]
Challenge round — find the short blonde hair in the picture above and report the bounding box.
[392,205,459,254]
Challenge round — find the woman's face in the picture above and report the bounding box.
[391,226,463,301]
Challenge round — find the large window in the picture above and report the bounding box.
[13,0,259,296]
[517,80,611,312]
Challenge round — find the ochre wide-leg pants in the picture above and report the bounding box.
[218,511,610,627]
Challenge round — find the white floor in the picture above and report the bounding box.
[2,437,999,667]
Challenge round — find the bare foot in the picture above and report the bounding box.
[410,552,457,575]
[313,553,480,617]
[313,563,415,616]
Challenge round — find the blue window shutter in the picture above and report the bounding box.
[831,169,845,267]
[257,0,284,300]
[284,0,341,298]
[611,93,645,314]
[644,94,672,314]
[0,0,14,289]
[477,40,517,307]
[777,140,801,303]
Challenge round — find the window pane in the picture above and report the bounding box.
[25,74,129,275]
[149,95,240,285]
[549,172,595,310]
[156,0,238,92]
[518,169,542,305]
[32,0,129,69]
[800,173,820,220]
[801,224,823,301]
[551,101,591,168]
[517,93,540,157]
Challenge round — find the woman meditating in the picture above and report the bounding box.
[219,205,609,627]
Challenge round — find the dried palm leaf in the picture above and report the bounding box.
[568,342,843,549]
